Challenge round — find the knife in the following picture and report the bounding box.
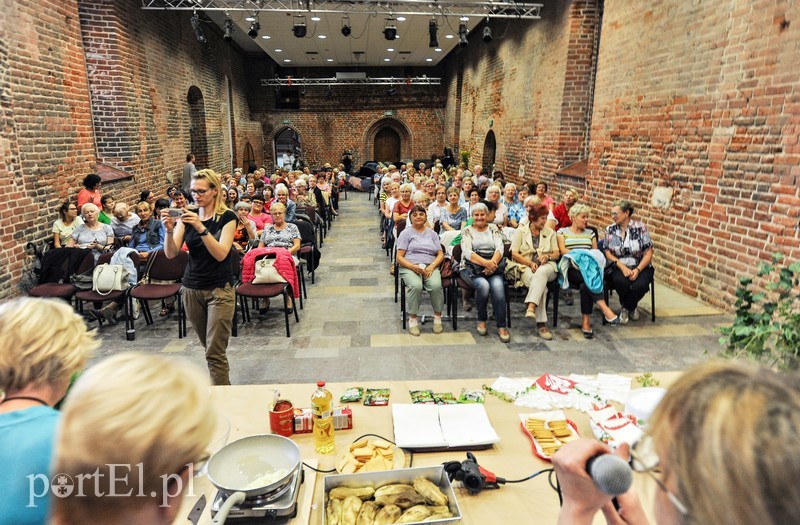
[187,494,206,524]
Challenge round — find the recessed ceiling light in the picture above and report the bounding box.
[445,34,454,39]
[387,48,394,52]
[261,35,271,39]
[318,34,327,39]
[275,49,282,52]
[326,58,334,62]
[383,58,391,62]
[426,58,433,62]
[283,59,291,62]
[311,16,321,21]
[397,16,406,21]
[435,48,442,52]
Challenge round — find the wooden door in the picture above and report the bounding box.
[374,127,401,163]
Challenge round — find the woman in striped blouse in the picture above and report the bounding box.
[557,203,619,338]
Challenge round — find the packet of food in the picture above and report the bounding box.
[340,387,364,403]
[410,389,435,404]
[363,388,391,406]
[458,388,486,403]
[433,392,458,405]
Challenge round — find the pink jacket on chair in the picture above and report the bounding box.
[241,247,300,299]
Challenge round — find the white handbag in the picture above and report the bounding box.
[253,256,287,284]
[92,264,129,295]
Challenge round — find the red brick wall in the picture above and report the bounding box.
[588,0,800,308]
[0,1,263,298]
[443,1,597,185]
[0,1,97,296]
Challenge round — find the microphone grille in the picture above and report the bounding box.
[589,454,633,496]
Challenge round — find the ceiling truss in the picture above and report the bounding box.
[262,76,441,86]
[142,0,543,20]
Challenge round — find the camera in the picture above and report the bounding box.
[167,208,183,218]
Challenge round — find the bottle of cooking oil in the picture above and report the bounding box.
[311,381,335,454]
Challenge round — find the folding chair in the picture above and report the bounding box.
[128,250,188,339]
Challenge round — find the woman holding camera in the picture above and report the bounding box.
[162,169,237,386]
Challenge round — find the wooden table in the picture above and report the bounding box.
[177,375,680,524]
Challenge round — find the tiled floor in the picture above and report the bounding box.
[89,191,730,384]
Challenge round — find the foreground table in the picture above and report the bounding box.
[177,375,679,524]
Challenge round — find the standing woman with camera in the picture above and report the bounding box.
[162,169,237,385]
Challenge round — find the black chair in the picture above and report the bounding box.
[28,248,94,305]
[128,250,188,339]
[293,218,319,286]
[450,243,512,330]
[393,220,407,303]
[74,251,141,337]
[508,277,561,328]
[603,266,656,324]
[236,253,299,337]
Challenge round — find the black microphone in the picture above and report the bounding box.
[586,454,633,496]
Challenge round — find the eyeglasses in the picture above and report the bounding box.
[611,212,619,217]
[190,189,210,196]
[68,207,78,210]
[630,436,689,516]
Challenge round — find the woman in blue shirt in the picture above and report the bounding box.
[0,297,99,525]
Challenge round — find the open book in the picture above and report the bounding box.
[392,403,501,450]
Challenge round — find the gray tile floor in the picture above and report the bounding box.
[89,191,730,384]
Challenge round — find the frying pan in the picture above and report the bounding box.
[208,434,301,524]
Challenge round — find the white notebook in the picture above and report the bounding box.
[392,403,501,450]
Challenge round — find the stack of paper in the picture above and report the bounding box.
[392,404,500,450]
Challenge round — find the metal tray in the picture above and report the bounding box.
[323,465,462,524]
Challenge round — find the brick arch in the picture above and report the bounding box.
[363,117,412,161]
[271,126,302,167]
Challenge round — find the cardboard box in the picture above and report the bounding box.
[293,406,353,434]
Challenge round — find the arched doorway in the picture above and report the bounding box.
[242,142,256,173]
[274,127,301,169]
[187,86,209,169]
[374,128,401,164]
[482,130,496,174]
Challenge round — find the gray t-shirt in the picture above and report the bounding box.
[71,223,114,248]
[111,214,141,238]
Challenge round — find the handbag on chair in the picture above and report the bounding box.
[253,256,287,284]
[92,264,129,295]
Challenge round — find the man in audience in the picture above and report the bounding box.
[182,153,196,190]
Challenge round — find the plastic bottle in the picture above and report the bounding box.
[311,381,335,454]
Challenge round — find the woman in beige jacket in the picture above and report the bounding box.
[506,203,560,339]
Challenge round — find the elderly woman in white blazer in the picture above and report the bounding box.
[505,203,560,339]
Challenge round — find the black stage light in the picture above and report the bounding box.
[223,18,234,42]
[429,19,439,47]
[293,16,307,38]
[248,21,260,38]
[341,15,351,37]
[383,18,397,41]
[190,12,207,44]
[482,24,492,43]
[459,22,468,47]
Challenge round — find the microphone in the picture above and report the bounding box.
[586,454,633,496]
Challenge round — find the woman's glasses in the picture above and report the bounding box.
[630,436,689,516]
[190,189,210,196]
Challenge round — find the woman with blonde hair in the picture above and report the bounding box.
[52,353,217,525]
[554,360,800,525]
[0,298,99,524]
[162,168,237,385]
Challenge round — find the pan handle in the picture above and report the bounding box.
[211,490,246,525]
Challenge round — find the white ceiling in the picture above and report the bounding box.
[204,10,484,67]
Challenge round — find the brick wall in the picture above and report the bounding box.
[0,1,263,298]
[0,1,97,296]
[589,0,800,308]
[443,1,597,185]
[244,60,447,168]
